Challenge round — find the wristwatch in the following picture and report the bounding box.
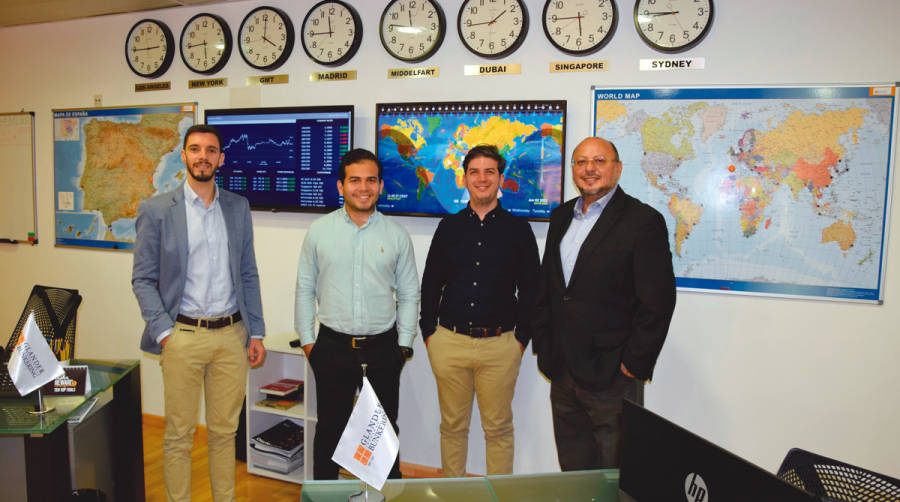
[400,346,414,359]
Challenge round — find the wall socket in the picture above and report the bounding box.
[93,94,102,107]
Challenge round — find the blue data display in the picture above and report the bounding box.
[206,106,353,212]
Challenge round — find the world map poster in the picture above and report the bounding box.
[376,101,566,220]
[592,86,897,302]
[53,103,196,250]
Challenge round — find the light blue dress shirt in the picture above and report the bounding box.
[560,186,618,286]
[295,207,420,347]
[157,183,237,343]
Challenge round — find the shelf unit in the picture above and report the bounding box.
[245,332,317,483]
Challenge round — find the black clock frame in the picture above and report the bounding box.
[542,0,618,56]
[457,0,530,60]
[379,0,447,63]
[179,12,233,75]
[238,6,296,71]
[126,19,175,79]
[301,0,364,67]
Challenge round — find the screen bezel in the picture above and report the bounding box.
[374,100,567,221]
[204,104,354,213]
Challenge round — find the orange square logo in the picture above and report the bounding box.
[354,445,373,466]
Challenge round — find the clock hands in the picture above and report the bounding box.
[644,10,680,16]
[186,41,207,49]
[308,17,335,37]
[132,45,161,52]
[469,9,508,27]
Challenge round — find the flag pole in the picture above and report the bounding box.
[30,388,55,414]
[348,362,384,502]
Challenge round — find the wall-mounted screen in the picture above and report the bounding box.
[205,105,353,212]
[375,100,566,220]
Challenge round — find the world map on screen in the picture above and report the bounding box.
[53,104,195,250]
[594,87,896,301]
[376,101,565,219]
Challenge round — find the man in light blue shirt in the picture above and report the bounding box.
[295,148,419,480]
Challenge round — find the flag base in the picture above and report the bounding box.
[27,404,56,414]
[349,484,385,502]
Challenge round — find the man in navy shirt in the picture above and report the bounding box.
[420,144,540,477]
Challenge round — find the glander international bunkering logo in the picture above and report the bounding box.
[353,402,389,467]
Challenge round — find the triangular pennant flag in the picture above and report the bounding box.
[332,376,399,490]
[7,312,65,396]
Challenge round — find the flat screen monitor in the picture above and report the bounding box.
[205,105,353,212]
[619,399,817,502]
[375,100,566,220]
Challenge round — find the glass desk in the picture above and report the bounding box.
[301,469,620,502]
[0,359,144,502]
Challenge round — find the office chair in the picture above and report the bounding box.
[777,448,900,502]
[6,285,82,361]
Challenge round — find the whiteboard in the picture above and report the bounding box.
[0,112,36,244]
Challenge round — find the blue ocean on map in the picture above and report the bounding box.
[376,108,564,219]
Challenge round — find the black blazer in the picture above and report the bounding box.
[534,187,676,388]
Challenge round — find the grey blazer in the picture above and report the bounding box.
[132,184,265,355]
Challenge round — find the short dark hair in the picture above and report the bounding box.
[339,148,383,181]
[462,144,506,174]
[184,124,223,150]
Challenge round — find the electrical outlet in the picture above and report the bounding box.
[93,94,102,107]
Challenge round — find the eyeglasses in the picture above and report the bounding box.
[573,157,620,169]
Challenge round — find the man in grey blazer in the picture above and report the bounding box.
[132,124,266,502]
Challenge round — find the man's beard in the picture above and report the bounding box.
[188,163,216,182]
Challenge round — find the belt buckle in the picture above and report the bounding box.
[469,327,486,338]
[199,318,209,329]
[351,337,365,349]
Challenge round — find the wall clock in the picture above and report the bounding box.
[633,0,713,52]
[180,13,233,74]
[238,6,295,70]
[457,0,529,59]
[542,0,617,55]
[380,0,447,62]
[126,19,175,78]
[301,0,363,66]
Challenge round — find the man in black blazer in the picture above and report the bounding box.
[534,136,676,470]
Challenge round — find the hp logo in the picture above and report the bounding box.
[684,472,708,502]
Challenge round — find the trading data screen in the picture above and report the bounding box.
[205,105,353,211]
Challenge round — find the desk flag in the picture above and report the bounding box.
[8,312,65,396]
[332,376,399,490]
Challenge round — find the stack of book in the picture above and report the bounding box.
[250,419,304,474]
[256,378,304,411]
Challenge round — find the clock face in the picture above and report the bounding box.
[457,0,529,59]
[380,0,447,62]
[126,19,175,78]
[239,6,295,70]
[633,0,713,52]
[542,0,618,55]
[180,13,233,74]
[301,0,363,66]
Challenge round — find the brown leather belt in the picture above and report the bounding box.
[176,311,241,330]
[318,324,397,349]
[441,321,503,338]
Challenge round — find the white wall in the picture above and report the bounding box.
[0,0,898,478]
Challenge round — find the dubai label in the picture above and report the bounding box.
[464,63,521,76]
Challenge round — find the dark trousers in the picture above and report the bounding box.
[550,366,642,470]
[308,324,405,480]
